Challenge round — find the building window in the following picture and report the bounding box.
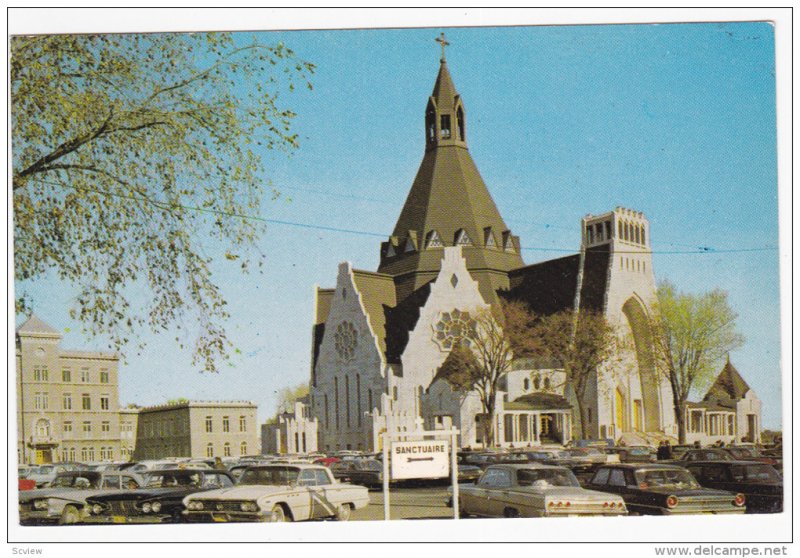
[101,421,110,434]
[82,394,91,410]
[33,365,48,382]
[240,441,247,455]
[334,377,340,429]
[35,419,50,437]
[223,443,231,457]
[67,447,75,461]
[205,416,213,433]
[239,416,246,432]
[456,106,465,140]
[206,444,214,458]
[356,374,362,427]
[81,447,89,461]
[440,114,451,139]
[223,416,230,432]
[533,375,541,390]
[62,368,71,382]
[586,226,594,244]
[87,447,95,461]
[63,421,73,434]
[63,393,72,410]
[605,221,612,239]
[640,226,646,245]
[80,368,90,383]
[100,396,110,410]
[34,392,48,410]
[83,421,91,438]
[345,376,351,428]
[393,386,398,400]
[523,378,530,391]
[100,369,109,384]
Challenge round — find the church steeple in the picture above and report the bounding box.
[378,35,524,302]
[426,33,467,151]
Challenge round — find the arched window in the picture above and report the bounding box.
[456,106,465,141]
[240,442,247,456]
[206,443,213,458]
[640,225,646,245]
[543,377,551,390]
[35,419,50,438]
[223,442,231,457]
[618,221,623,238]
[634,224,640,244]
[523,378,530,391]
[533,375,541,390]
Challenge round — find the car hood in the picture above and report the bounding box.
[89,487,205,502]
[187,484,290,501]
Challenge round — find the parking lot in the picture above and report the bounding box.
[351,486,454,521]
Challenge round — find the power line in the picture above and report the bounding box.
[49,181,778,255]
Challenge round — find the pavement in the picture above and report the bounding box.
[351,486,456,521]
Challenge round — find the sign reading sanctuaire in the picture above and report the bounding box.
[390,440,450,480]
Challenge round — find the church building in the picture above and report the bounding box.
[308,41,679,452]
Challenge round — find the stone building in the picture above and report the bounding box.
[308,44,759,451]
[133,401,258,460]
[118,406,140,460]
[261,400,319,455]
[15,314,123,464]
[682,358,763,446]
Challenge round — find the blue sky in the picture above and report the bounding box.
[17,22,781,429]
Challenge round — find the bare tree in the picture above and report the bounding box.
[531,309,616,440]
[649,281,744,443]
[435,300,539,446]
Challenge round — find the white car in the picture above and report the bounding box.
[183,464,369,522]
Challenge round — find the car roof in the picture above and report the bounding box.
[597,463,687,470]
[147,468,229,475]
[487,463,566,471]
[682,460,772,466]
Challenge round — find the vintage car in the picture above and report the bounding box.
[448,464,627,518]
[587,463,746,515]
[521,448,575,469]
[26,463,83,488]
[84,468,234,524]
[611,446,656,464]
[183,464,369,522]
[330,459,387,488]
[19,470,145,525]
[684,461,783,514]
[674,448,737,463]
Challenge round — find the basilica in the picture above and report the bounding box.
[306,46,757,452]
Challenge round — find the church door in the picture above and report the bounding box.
[615,389,625,433]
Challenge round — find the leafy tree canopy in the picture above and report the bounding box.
[275,382,309,414]
[12,32,314,372]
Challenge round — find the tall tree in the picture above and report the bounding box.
[11,32,314,372]
[650,281,744,443]
[531,309,616,440]
[435,300,540,446]
[275,382,310,414]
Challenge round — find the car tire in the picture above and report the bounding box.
[334,503,352,522]
[59,505,80,525]
[458,504,470,518]
[503,507,519,519]
[268,504,289,522]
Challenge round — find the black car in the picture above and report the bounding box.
[330,459,385,488]
[587,463,746,515]
[84,468,235,524]
[684,461,782,514]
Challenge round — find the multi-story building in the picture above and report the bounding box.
[118,406,140,460]
[261,400,318,455]
[133,401,258,460]
[16,314,122,464]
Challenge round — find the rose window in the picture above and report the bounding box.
[334,321,357,361]
[433,309,477,350]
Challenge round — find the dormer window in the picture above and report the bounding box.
[386,244,396,258]
[404,237,416,253]
[484,227,497,248]
[426,230,444,248]
[440,115,451,139]
[454,228,472,246]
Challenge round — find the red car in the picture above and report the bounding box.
[313,457,341,467]
[19,478,36,491]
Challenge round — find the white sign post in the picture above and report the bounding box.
[382,429,459,521]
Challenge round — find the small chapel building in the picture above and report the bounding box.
[308,42,679,452]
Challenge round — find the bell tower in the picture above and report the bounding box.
[378,34,524,303]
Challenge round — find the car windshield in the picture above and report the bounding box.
[145,472,203,488]
[732,464,781,483]
[517,468,580,487]
[635,469,699,490]
[31,465,54,474]
[239,467,300,486]
[51,474,100,488]
[629,447,650,455]
[727,447,758,459]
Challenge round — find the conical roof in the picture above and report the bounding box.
[704,357,751,401]
[16,314,61,337]
[432,60,457,104]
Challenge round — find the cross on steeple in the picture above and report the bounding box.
[435,32,450,62]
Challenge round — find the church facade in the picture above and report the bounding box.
[308,50,679,452]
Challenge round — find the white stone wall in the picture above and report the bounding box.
[736,390,763,443]
[310,262,388,452]
[398,247,489,413]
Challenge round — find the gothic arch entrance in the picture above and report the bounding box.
[621,296,661,432]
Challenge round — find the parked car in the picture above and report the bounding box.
[586,464,746,515]
[684,461,783,514]
[449,464,627,518]
[19,470,145,525]
[84,468,234,524]
[722,446,779,467]
[26,463,83,488]
[330,459,385,488]
[612,446,656,464]
[674,448,737,463]
[183,464,369,522]
[522,448,575,468]
[457,463,482,484]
